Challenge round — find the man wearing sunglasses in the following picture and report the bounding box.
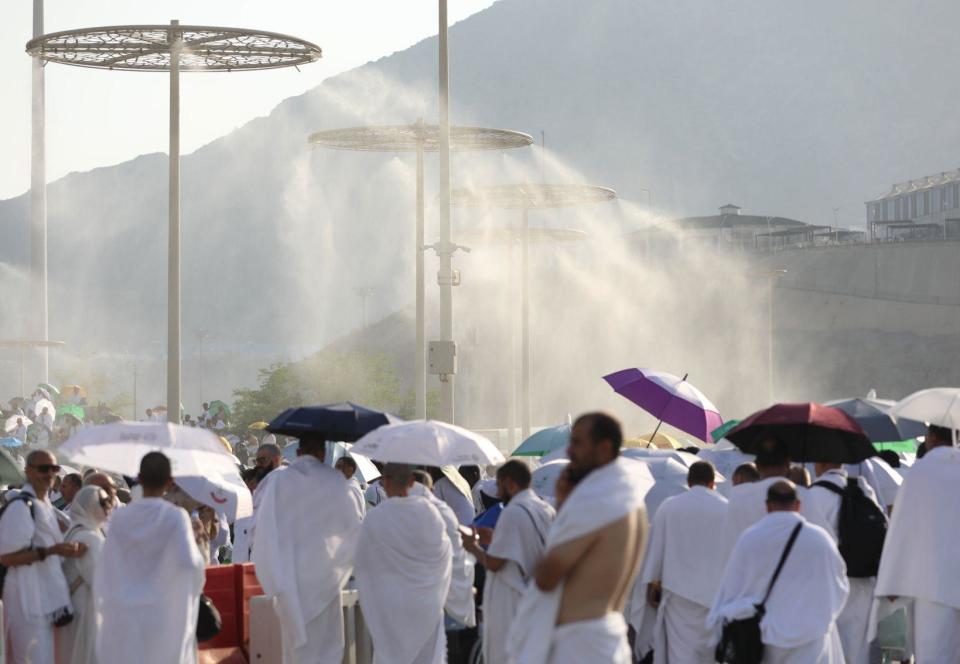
[0,450,87,662]
[253,443,283,472]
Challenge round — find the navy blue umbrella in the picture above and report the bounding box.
[267,402,402,442]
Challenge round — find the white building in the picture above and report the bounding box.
[866,170,960,240]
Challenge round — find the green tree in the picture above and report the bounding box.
[232,350,435,426]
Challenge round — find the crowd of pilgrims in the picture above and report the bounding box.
[0,405,955,664]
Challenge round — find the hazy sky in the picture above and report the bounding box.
[0,0,495,200]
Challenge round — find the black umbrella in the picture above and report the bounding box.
[267,402,403,442]
[727,402,876,464]
[825,398,926,442]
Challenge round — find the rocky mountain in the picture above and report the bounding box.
[2,0,959,421]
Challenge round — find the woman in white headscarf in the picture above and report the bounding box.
[58,485,112,664]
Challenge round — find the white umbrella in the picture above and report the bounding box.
[176,471,252,521]
[59,421,237,478]
[4,415,32,433]
[33,398,55,418]
[284,441,383,484]
[351,420,505,467]
[621,449,695,515]
[531,459,569,501]
[889,388,960,430]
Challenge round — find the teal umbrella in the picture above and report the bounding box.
[711,419,741,443]
[511,424,571,457]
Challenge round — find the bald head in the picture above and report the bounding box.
[765,480,800,513]
[84,472,118,501]
[24,450,58,496]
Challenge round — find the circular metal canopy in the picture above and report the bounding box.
[456,227,587,245]
[452,183,617,209]
[26,25,321,71]
[308,125,533,152]
[0,340,66,349]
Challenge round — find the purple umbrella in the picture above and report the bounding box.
[603,368,724,442]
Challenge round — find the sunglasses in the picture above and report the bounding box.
[29,463,61,474]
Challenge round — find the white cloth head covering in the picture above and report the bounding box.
[69,485,110,532]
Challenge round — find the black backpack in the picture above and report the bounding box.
[812,477,887,578]
[0,494,36,595]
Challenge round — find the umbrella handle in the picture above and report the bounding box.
[649,373,688,445]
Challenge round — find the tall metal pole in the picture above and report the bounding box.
[437,0,455,423]
[30,0,48,383]
[133,361,138,421]
[198,333,204,406]
[415,119,427,419]
[507,241,517,447]
[768,278,774,403]
[167,20,182,424]
[521,207,531,440]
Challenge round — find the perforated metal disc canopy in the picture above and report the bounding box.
[452,183,617,209]
[456,227,588,245]
[25,25,321,71]
[309,125,533,152]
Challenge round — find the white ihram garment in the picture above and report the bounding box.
[433,474,475,525]
[58,486,110,664]
[0,485,72,664]
[354,495,452,664]
[94,497,205,664]
[808,468,880,664]
[707,512,848,663]
[639,486,729,663]
[411,483,476,627]
[484,489,555,664]
[251,456,362,664]
[549,612,632,664]
[718,476,834,567]
[507,458,651,664]
[874,445,960,663]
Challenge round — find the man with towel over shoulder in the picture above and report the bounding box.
[708,480,848,663]
[874,424,960,663]
[508,412,650,664]
[252,434,363,664]
[355,463,452,664]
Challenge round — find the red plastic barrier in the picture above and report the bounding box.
[201,565,240,650]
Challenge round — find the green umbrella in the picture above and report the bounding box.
[57,404,85,421]
[208,400,231,418]
[38,382,60,396]
[873,439,918,454]
[0,448,25,485]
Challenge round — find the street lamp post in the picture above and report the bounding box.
[452,184,617,440]
[308,125,532,419]
[27,23,322,423]
[29,0,49,385]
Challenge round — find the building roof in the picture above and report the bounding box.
[672,214,807,230]
[870,168,960,202]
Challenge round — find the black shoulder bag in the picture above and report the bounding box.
[715,521,803,664]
